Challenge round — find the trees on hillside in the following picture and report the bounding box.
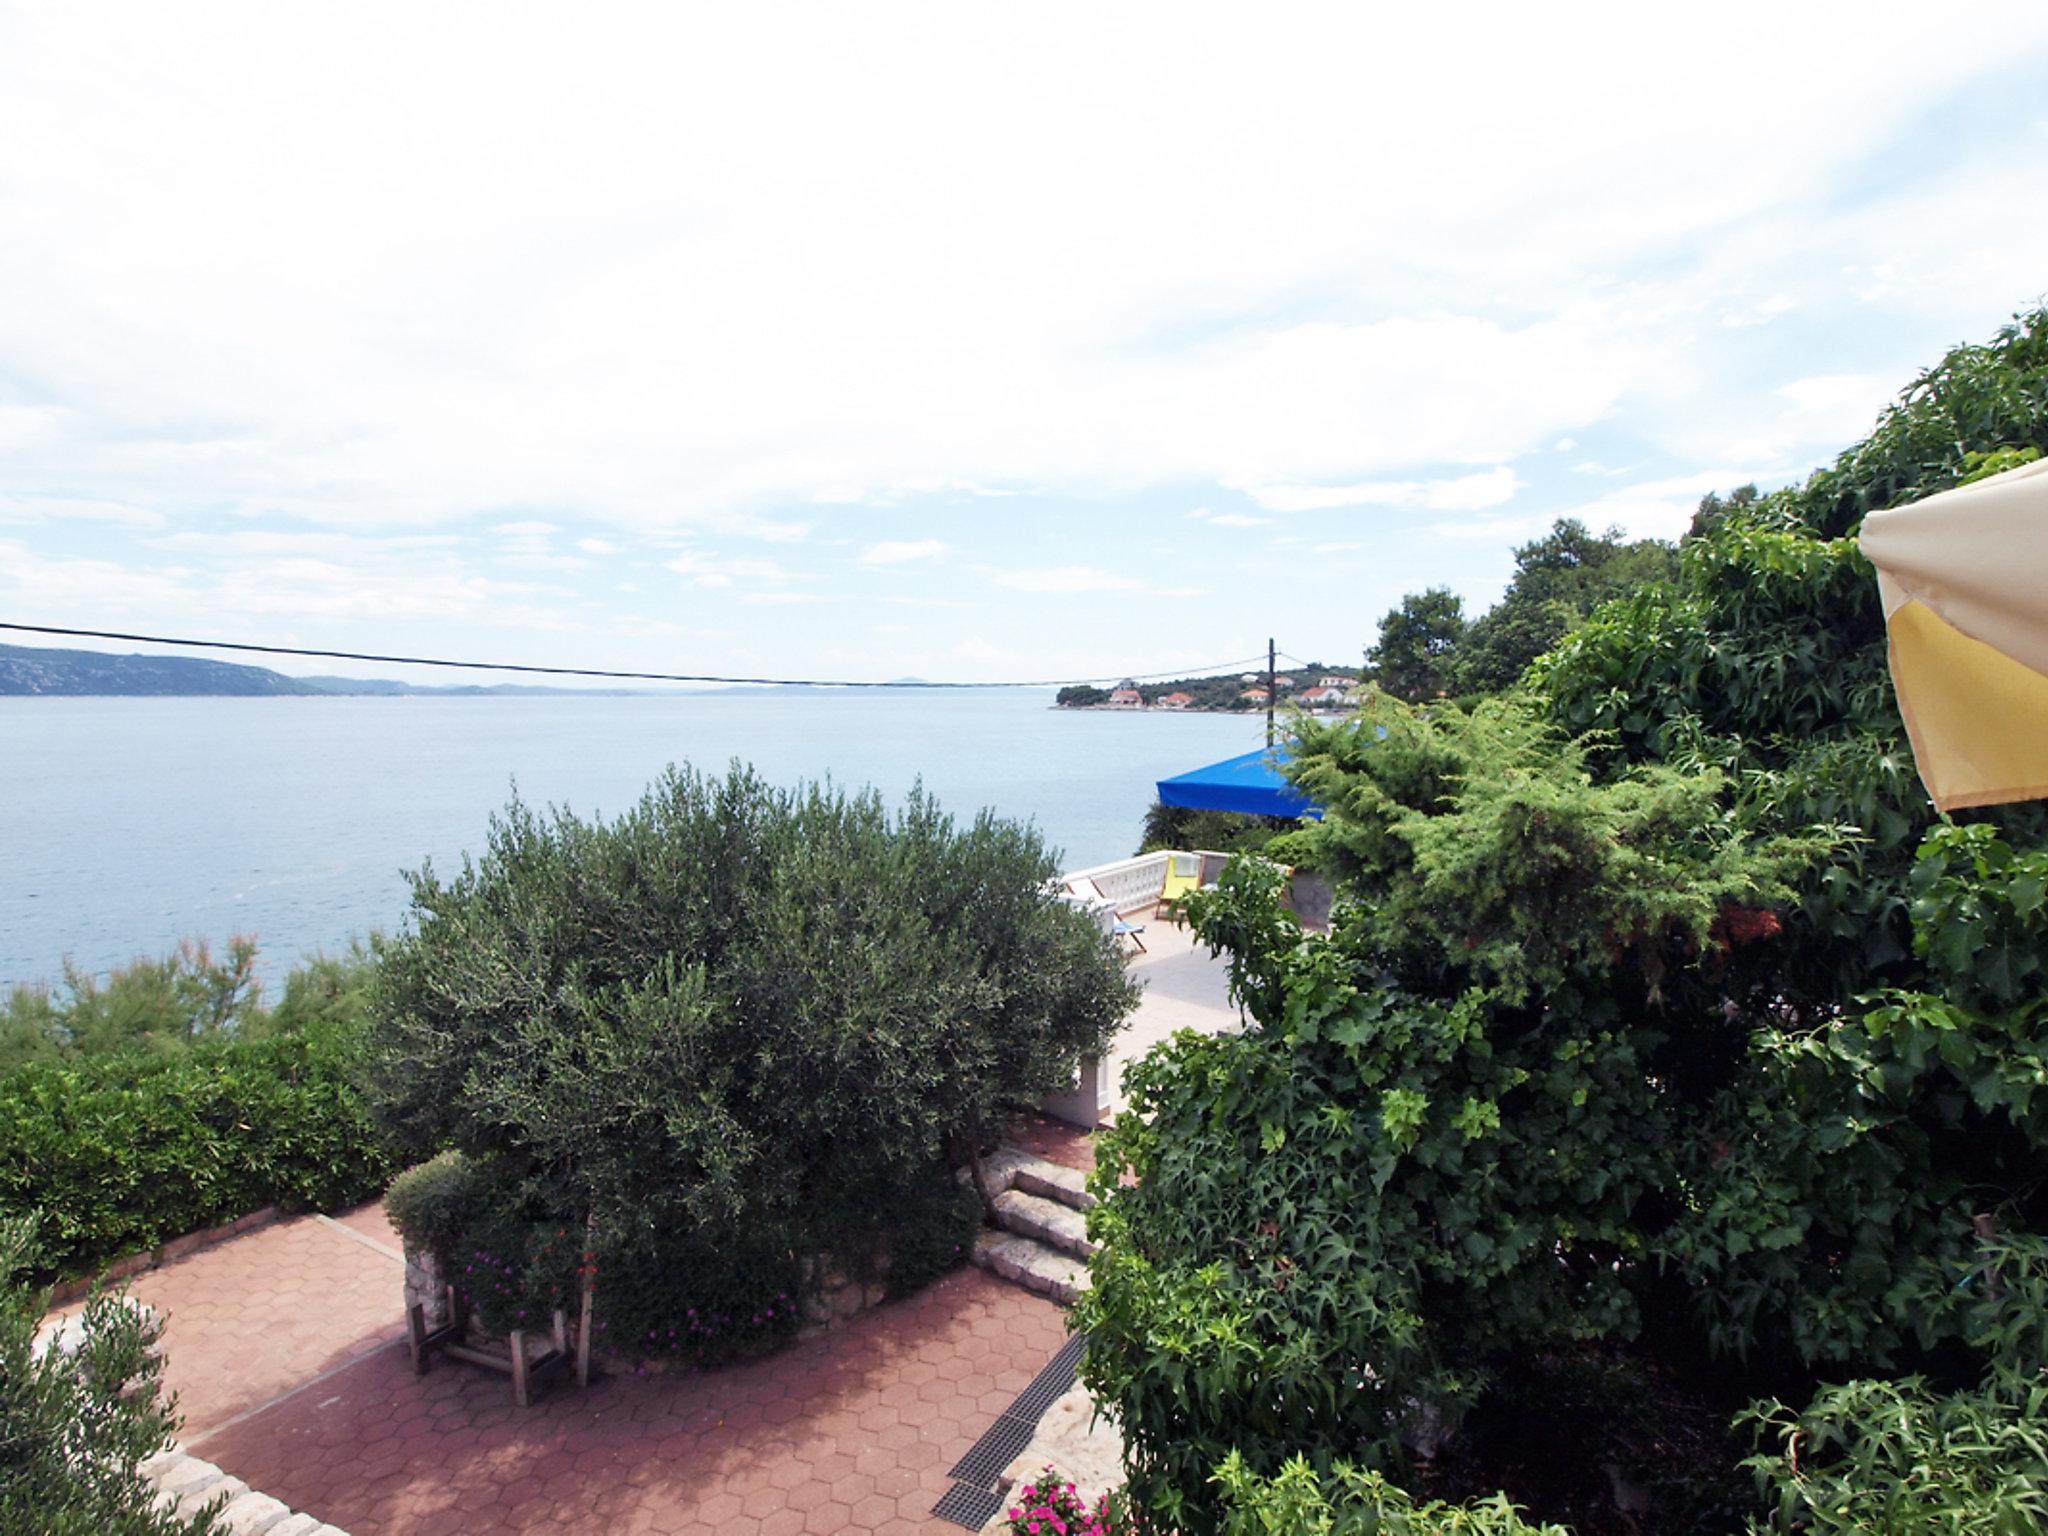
[1364,521,1680,701]
[1452,519,1679,693]
[1367,587,1466,700]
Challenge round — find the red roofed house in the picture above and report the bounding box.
[1159,691,1195,710]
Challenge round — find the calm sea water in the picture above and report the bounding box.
[0,692,1261,992]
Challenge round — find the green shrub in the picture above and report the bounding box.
[449,1200,586,1339]
[593,1222,801,1367]
[0,1216,223,1535]
[1136,801,1294,859]
[1080,308,2048,1534]
[1212,1454,1570,1535]
[383,1150,481,1268]
[1737,1236,2048,1534]
[882,1182,983,1298]
[0,939,265,1071]
[0,1013,394,1284]
[365,765,1137,1336]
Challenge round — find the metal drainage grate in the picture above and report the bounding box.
[933,1333,1089,1528]
[1010,1332,1086,1420]
[946,1411,1040,1487]
[932,1482,1006,1529]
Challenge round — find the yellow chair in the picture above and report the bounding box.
[1154,851,1201,922]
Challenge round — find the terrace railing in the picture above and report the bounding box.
[1056,849,1231,914]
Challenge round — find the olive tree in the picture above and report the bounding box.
[366,764,1136,1341]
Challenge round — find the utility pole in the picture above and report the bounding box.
[1266,636,1276,749]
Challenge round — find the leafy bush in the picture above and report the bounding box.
[1079,734,1816,1529]
[366,765,1137,1334]
[1136,801,1294,859]
[1080,308,2048,1534]
[0,1007,394,1284]
[1738,1236,2048,1535]
[1212,1454,1570,1535]
[1,939,264,1071]
[882,1182,984,1299]
[388,1151,593,1340]
[384,1150,482,1268]
[592,1221,801,1367]
[0,1216,222,1535]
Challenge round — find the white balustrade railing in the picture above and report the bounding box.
[1056,849,1230,914]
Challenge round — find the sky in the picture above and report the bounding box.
[2,3,2047,688]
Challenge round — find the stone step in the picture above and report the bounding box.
[1013,1159,1095,1213]
[971,1230,1092,1305]
[993,1189,1096,1262]
[961,1146,1096,1211]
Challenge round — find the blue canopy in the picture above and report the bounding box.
[1156,746,1322,819]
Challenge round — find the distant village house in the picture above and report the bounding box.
[1159,691,1194,710]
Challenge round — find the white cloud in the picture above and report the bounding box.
[994,566,1148,595]
[1241,467,1523,513]
[1720,292,1799,328]
[1204,513,1271,528]
[0,493,167,530]
[990,565,1200,598]
[0,533,572,635]
[0,6,2044,683]
[1,5,2038,534]
[1442,467,1792,545]
[860,539,948,565]
[1715,373,1893,463]
[664,553,794,589]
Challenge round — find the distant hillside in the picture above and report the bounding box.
[0,643,325,696]
[0,643,645,697]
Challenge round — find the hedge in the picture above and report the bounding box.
[0,1018,394,1284]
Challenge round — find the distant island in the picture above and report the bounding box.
[0,643,990,699]
[1056,663,1360,713]
[0,643,652,698]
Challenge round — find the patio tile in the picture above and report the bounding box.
[88,1163,1080,1534]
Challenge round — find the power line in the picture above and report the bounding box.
[0,622,1273,691]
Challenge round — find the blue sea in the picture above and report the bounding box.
[0,691,1261,992]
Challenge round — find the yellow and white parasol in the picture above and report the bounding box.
[1860,457,2048,812]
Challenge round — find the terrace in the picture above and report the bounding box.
[91,853,1264,1536]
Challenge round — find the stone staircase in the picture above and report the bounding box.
[964,1147,1098,1304]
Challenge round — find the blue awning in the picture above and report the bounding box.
[1156,746,1322,819]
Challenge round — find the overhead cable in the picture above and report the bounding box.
[0,622,1272,691]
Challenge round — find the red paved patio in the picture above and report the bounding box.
[110,1202,1073,1535]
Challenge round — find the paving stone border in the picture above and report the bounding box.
[141,1447,351,1536]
